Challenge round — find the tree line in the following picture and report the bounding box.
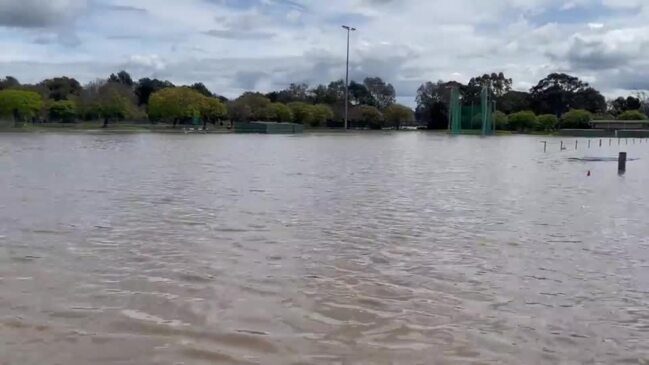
[0,70,647,130]
[416,72,649,131]
[0,71,414,130]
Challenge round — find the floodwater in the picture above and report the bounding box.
[0,132,648,365]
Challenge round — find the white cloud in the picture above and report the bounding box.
[0,0,648,100]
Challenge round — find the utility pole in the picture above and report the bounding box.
[342,25,356,130]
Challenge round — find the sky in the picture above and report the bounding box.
[1,0,648,105]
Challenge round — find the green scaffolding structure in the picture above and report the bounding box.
[449,85,495,136]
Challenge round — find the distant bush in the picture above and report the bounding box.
[507,111,537,131]
[537,114,558,131]
[592,113,615,120]
[617,110,647,120]
[494,111,508,130]
[560,109,592,129]
[48,100,77,122]
[359,105,384,129]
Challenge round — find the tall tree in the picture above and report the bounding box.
[349,81,376,106]
[363,77,396,110]
[190,82,213,97]
[40,77,82,101]
[108,70,134,88]
[0,76,20,90]
[498,91,531,114]
[0,89,43,126]
[415,80,459,129]
[384,104,415,130]
[135,78,175,106]
[530,73,590,116]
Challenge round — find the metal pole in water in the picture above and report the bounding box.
[609,138,611,146]
[618,152,627,174]
[560,141,564,151]
[541,141,547,152]
[599,139,602,147]
[575,140,578,150]
[588,140,591,148]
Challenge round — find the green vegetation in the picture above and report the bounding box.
[507,111,537,132]
[537,114,559,131]
[359,105,384,130]
[0,89,43,127]
[617,110,647,120]
[560,109,592,129]
[494,111,508,130]
[310,104,334,127]
[1,70,647,133]
[384,104,415,129]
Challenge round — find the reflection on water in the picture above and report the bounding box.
[1,133,648,364]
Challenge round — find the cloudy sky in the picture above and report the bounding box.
[1,0,648,104]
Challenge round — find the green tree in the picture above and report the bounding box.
[77,81,138,126]
[235,92,271,120]
[498,91,531,115]
[0,89,43,127]
[494,110,508,130]
[267,103,293,123]
[618,110,647,120]
[384,104,414,129]
[507,111,537,131]
[148,87,205,127]
[48,100,77,122]
[135,78,175,106]
[108,70,134,88]
[363,77,396,110]
[537,114,559,131]
[288,102,313,125]
[349,81,376,106]
[190,82,213,97]
[416,80,459,129]
[310,104,334,127]
[359,105,383,129]
[227,101,252,123]
[530,73,604,115]
[39,77,82,101]
[0,76,20,90]
[464,72,513,104]
[199,96,227,129]
[560,109,592,129]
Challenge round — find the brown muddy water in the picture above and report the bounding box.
[0,133,648,364]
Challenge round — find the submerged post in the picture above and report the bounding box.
[599,139,602,147]
[560,141,564,151]
[541,141,547,152]
[575,140,578,150]
[618,152,627,174]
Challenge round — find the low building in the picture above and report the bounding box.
[590,120,649,131]
[234,122,304,134]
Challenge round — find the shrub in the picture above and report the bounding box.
[560,109,591,129]
[48,100,77,122]
[537,114,558,131]
[494,111,508,130]
[618,110,647,120]
[287,102,313,125]
[359,105,384,129]
[507,111,537,131]
[310,104,333,127]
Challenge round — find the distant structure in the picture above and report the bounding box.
[234,122,304,134]
[589,120,649,131]
[449,85,495,136]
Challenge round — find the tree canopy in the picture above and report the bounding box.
[0,89,43,123]
[384,104,414,129]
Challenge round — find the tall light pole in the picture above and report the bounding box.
[342,25,356,130]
